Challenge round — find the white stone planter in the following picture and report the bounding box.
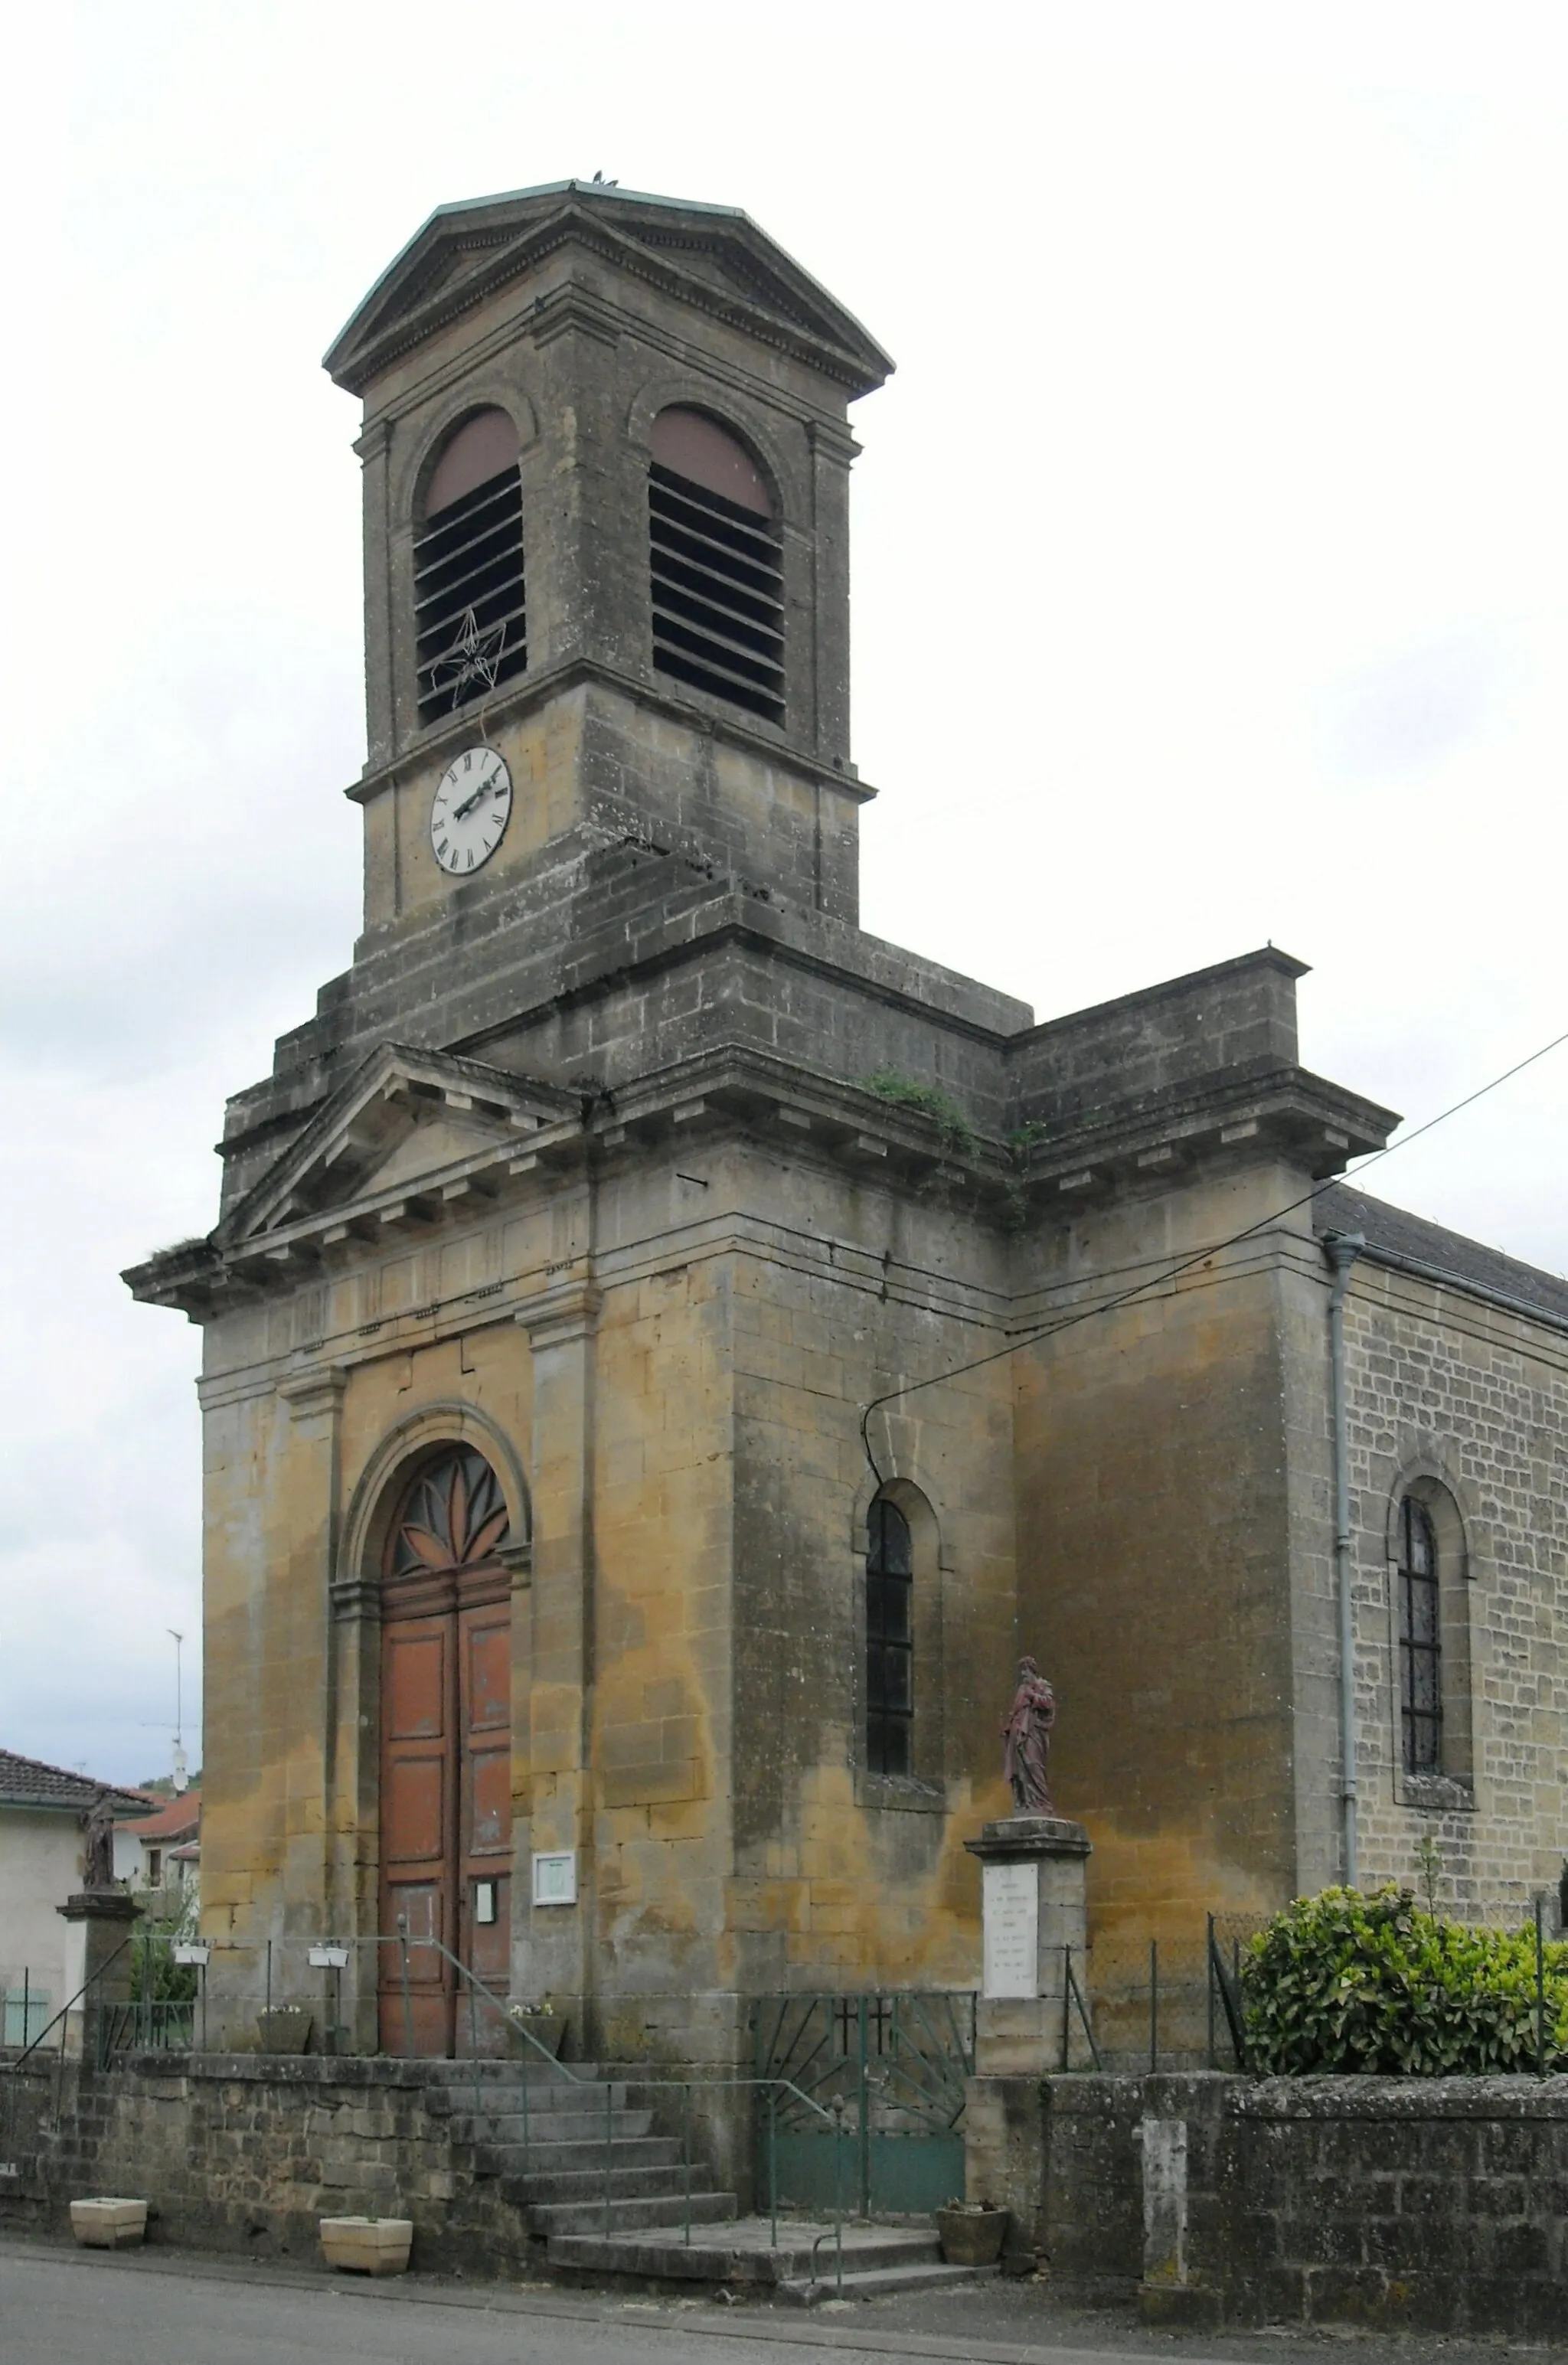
[319,2215,413,2275]
[70,2197,149,2249]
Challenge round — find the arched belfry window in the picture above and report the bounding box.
[865,1495,913,1776]
[648,407,784,724]
[1396,1495,1442,1773]
[414,408,527,725]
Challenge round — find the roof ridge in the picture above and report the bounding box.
[0,1744,158,1810]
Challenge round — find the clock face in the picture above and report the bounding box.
[430,746,512,876]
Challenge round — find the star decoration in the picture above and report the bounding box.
[430,606,508,710]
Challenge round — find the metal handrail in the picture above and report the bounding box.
[384,1922,842,2247]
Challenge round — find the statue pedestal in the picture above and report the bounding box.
[57,1890,142,2061]
[964,1816,1093,2076]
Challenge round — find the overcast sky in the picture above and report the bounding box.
[2,2,1564,1786]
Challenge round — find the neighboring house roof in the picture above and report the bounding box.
[1316,1185,1568,1333]
[0,1749,155,1818]
[117,1790,201,1846]
[168,1841,201,1864]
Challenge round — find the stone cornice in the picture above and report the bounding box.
[345,655,874,808]
[219,1039,577,1249]
[129,1039,1400,1329]
[326,191,892,400]
[278,1367,349,1421]
[514,1274,603,1351]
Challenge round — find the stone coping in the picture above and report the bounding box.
[93,2052,743,2088]
[97,2053,554,2086]
[964,1817,1091,1860]
[1040,2068,1568,2119]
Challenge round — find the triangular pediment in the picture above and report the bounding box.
[222,1043,576,1247]
[324,181,893,398]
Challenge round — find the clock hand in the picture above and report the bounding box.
[451,774,499,821]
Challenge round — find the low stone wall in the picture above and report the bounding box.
[968,2069,1568,2336]
[0,2060,69,2230]
[0,2056,528,2274]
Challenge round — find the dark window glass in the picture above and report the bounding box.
[1397,1496,1442,1774]
[866,1496,913,1776]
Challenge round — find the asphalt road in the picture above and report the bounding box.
[5,2246,1058,2365]
[0,2239,1553,2365]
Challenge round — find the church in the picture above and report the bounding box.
[127,179,1568,2069]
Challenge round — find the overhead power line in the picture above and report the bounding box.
[860,1020,1568,1485]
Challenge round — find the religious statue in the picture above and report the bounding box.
[82,1794,116,1890]
[1001,1656,1057,1816]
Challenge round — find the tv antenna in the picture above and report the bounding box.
[168,1628,189,1793]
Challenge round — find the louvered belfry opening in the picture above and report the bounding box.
[414,407,527,726]
[649,407,784,725]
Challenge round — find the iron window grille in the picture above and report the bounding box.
[413,464,527,725]
[866,1496,913,1776]
[648,462,785,724]
[1396,1495,1442,1773]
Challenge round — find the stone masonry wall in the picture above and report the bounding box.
[1341,1257,1568,1910]
[996,2070,1568,2336]
[11,2056,528,2273]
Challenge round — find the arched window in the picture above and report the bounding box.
[387,1446,511,1583]
[413,409,527,725]
[865,1495,913,1776]
[1396,1495,1442,1773]
[648,407,784,724]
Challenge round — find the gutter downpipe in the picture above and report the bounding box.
[1323,1231,1365,1891]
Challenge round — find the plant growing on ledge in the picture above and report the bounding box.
[861,1069,979,1165]
[1241,1886,1568,2076]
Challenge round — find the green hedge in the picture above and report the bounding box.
[1240,1886,1568,2075]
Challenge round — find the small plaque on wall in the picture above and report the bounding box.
[532,1850,577,1907]
[982,1860,1038,1998]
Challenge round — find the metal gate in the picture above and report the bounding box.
[752,1991,975,2214]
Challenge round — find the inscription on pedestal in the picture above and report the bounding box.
[982,1859,1037,1998]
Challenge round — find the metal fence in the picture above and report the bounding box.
[752,1991,975,2214]
[2,1974,54,2051]
[1086,1890,1568,2076]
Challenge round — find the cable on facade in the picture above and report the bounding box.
[858,1021,1568,1487]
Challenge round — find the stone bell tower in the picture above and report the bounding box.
[128,176,1396,2098]
[325,179,893,1002]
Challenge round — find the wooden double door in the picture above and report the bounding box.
[377,1449,513,2056]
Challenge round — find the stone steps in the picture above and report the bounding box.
[544,2217,970,2292]
[415,2060,979,2300]
[531,2189,738,2237]
[459,2106,657,2148]
[480,2135,684,2177]
[498,2160,697,2204]
[779,2257,998,2305]
[434,2093,634,2134]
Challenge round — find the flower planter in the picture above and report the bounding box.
[256,2007,313,2055]
[70,2197,149,2249]
[935,2202,1008,2266]
[319,2215,413,2276]
[508,2011,566,2060]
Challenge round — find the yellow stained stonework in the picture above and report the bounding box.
[127,181,1566,2076]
